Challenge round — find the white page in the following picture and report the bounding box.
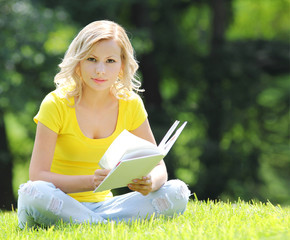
[158,120,180,149]
[163,121,187,155]
[99,130,156,169]
[121,147,161,161]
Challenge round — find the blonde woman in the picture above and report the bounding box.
[17,20,190,229]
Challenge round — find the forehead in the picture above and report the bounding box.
[90,39,121,57]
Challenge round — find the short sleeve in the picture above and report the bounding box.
[129,94,148,130]
[33,92,63,134]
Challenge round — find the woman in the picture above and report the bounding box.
[17,20,190,229]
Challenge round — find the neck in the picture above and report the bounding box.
[78,88,116,110]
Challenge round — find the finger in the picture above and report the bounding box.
[128,184,151,196]
[132,178,151,185]
[141,175,151,181]
[128,183,152,192]
[93,174,108,186]
[95,175,106,180]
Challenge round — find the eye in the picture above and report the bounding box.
[87,57,97,62]
[107,59,116,63]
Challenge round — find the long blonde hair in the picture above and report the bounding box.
[54,20,142,103]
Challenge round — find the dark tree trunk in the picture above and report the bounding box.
[0,110,15,210]
[129,2,177,177]
[197,0,232,199]
[130,2,162,109]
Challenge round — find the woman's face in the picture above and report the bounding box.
[79,39,122,94]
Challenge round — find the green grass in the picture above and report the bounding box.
[0,199,289,240]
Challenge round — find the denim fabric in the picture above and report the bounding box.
[17,179,190,229]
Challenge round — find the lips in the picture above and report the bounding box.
[92,78,106,84]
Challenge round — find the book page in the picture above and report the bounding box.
[99,130,157,169]
[159,121,187,155]
[121,147,161,161]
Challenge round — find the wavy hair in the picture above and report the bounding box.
[54,20,143,103]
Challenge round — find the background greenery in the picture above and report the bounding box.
[0,0,289,210]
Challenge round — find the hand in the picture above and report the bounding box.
[92,169,111,189]
[128,175,153,196]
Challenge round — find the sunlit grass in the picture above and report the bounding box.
[1,199,289,240]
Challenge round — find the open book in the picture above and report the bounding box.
[94,120,187,192]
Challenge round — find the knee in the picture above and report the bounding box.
[165,179,191,204]
[18,181,56,208]
[18,181,56,197]
[17,181,59,229]
[152,179,191,216]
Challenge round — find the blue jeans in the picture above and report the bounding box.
[17,179,190,229]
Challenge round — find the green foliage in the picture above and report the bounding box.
[4,113,31,197]
[180,4,211,56]
[227,0,290,41]
[1,200,289,239]
[44,25,77,55]
[0,0,77,111]
[0,0,77,207]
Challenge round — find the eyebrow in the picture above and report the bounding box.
[90,54,119,58]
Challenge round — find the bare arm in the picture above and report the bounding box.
[29,122,103,193]
[128,119,168,195]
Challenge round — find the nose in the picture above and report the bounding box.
[96,62,105,75]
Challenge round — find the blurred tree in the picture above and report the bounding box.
[0,108,13,209]
[188,0,289,201]
[194,0,233,199]
[0,0,74,209]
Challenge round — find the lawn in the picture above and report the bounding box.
[0,199,289,240]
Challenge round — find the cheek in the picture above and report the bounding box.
[80,64,93,78]
[110,65,122,77]
[116,63,123,74]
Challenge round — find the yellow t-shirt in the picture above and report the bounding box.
[34,88,148,202]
